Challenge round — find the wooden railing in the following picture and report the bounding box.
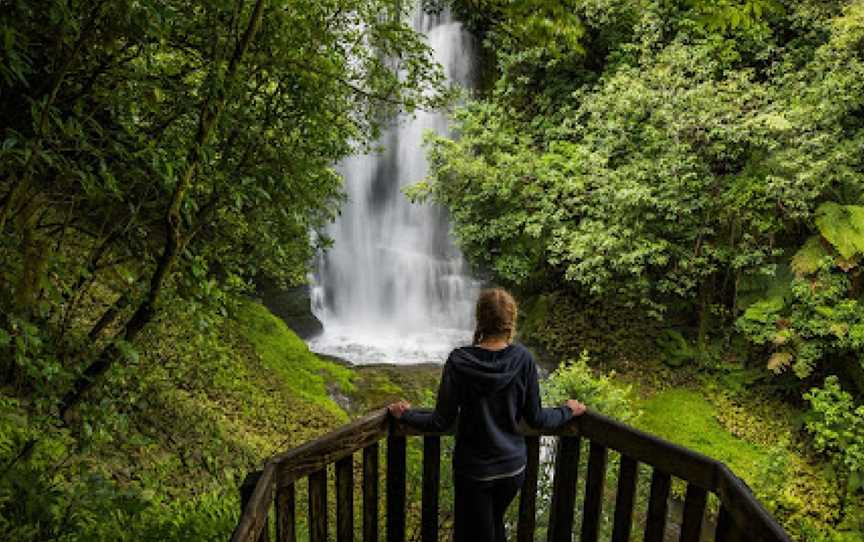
[230,408,790,542]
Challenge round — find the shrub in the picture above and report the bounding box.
[805,376,864,494]
[543,351,638,423]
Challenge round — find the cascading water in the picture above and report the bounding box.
[308,9,480,365]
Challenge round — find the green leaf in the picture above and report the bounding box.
[742,296,785,323]
[815,202,864,260]
[791,236,829,276]
[116,341,139,365]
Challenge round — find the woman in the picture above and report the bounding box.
[388,288,585,542]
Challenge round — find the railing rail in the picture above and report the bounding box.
[230,408,790,542]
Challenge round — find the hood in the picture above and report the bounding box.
[450,345,524,396]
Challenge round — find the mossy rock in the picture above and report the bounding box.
[347,364,442,414]
[254,276,323,339]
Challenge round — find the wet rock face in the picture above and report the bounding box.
[255,277,323,339]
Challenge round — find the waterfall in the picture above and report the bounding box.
[307,9,481,365]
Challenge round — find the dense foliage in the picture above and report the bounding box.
[3,0,864,539]
[543,352,637,422]
[418,0,863,374]
[415,0,864,538]
[0,0,443,415]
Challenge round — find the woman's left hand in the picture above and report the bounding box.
[388,400,411,419]
[566,399,587,416]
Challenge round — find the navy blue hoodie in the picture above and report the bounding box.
[400,342,573,478]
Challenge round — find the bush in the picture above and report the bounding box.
[805,376,864,493]
[543,351,638,423]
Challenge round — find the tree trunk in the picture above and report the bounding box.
[58,0,268,421]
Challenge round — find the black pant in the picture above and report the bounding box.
[453,470,525,542]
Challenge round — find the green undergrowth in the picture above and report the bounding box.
[637,389,767,481]
[0,298,355,541]
[233,300,353,420]
[633,386,843,539]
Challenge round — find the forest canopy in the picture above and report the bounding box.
[413,2,864,535]
[417,0,864,388]
[0,2,443,537]
[0,0,444,414]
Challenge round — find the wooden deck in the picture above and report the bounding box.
[230,408,790,542]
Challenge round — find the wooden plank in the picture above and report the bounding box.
[716,507,745,542]
[363,443,379,542]
[546,436,581,542]
[233,409,789,542]
[716,465,790,542]
[275,483,295,542]
[390,416,455,437]
[679,483,707,542]
[580,442,608,542]
[643,468,671,542]
[308,468,328,542]
[238,471,260,541]
[610,455,638,542]
[397,409,718,490]
[231,464,275,542]
[336,455,354,542]
[578,412,718,490]
[240,470,270,542]
[386,432,406,542]
[715,505,733,542]
[421,436,440,542]
[274,409,388,488]
[517,436,541,542]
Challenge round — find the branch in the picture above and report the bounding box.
[59,0,269,420]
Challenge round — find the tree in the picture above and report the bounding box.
[0,0,445,416]
[417,0,863,379]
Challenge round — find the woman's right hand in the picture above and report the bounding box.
[388,400,411,419]
[566,399,586,416]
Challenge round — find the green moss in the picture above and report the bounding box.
[636,389,767,482]
[348,364,442,413]
[233,300,353,419]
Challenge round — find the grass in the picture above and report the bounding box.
[635,388,769,483]
[632,386,845,537]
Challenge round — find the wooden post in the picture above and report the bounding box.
[644,469,671,542]
[580,442,608,542]
[517,436,541,542]
[610,455,638,542]
[546,436,581,542]
[680,483,707,542]
[336,455,354,542]
[363,443,379,542]
[386,432,406,542]
[240,471,270,542]
[308,469,328,542]
[421,436,440,542]
[715,506,743,542]
[275,483,295,542]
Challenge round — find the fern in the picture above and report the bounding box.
[791,235,829,276]
[814,202,864,260]
[742,296,785,324]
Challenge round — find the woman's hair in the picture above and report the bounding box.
[473,288,518,345]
